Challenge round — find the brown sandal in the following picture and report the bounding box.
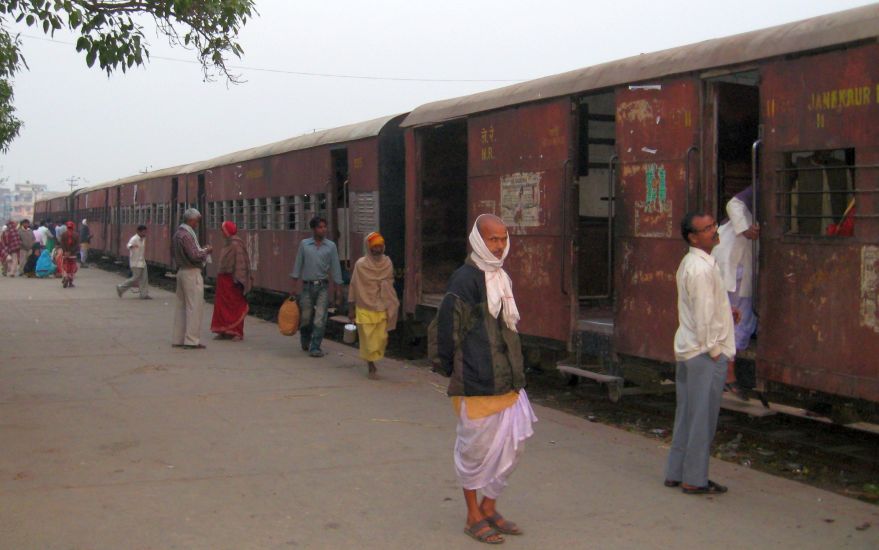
[485,513,522,535]
[464,519,504,544]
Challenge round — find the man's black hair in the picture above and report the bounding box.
[680,211,708,244]
[137,225,147,231]
[309,216,327,229]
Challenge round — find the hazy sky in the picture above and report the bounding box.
[1,0,874,192]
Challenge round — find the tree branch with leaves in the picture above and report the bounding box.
[0,0,256,151]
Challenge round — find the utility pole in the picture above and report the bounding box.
[65,175,81,192]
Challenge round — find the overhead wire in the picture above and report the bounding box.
[19,33,527,83]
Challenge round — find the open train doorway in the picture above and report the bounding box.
[707,73,760,215]
[575,92,617,350]
[705,71,760,387]
[330,148,350,264]
[419,121,468,305]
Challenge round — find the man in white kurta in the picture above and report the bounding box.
[712,186,759,351]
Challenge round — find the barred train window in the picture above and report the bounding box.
[271,197,283,230]
[259,198,270,230]
[781,149,855,237]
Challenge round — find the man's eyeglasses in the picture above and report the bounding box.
[692,222,718,234]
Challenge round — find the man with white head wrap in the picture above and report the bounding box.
[171,208,213,349]
[435,213,537,544]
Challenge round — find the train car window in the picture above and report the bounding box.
[268,197,281,230]
[234,199,245,227]
[284,196,297,230]
[316,193,328,222]
[258,198,270,230]
[300,195,312,230]
[242,199,252,230]
[249,198,260,230]
[779,148,855,237]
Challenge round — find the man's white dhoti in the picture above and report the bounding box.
[454,390,537,499]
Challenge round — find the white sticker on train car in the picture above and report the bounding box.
[500,172,543,230]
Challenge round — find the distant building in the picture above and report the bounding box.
[0,181,49,221]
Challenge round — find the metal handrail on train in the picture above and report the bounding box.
[685,146,699,214]
[606,155,618,300]
[751,139,762,314]
[561,159,572,295]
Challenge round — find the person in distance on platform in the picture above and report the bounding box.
[79,219,91,267]
[171,209,212,349]
[117,225,151,300]
[210,221,252,342]
[664,212,740,496]
[0,224,7,277]
[59,221,80,288]
[290,216,343,358]
[1,220,21,277]
[712,186,759,399]
[436,214,537,544]
[22,243,40,278]
[348,231,399,379]
[17,219,35,276]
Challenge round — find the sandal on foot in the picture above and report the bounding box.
[464,519,504,544]
[182,344,207,350]
[682,480,728,495]
[664,479,681,488]
[485,513,522,536]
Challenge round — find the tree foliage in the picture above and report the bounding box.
[0,0,257,152]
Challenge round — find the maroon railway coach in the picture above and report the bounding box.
[73,182,114,254]
[401,4,879,408]
[186,114,408,293]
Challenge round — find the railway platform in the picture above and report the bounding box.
[1,268,877,549]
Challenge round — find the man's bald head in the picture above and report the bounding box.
[476,214,508,259]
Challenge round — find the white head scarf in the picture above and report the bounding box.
[468,214,520,332]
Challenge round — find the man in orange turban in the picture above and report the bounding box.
[348,231,399,379]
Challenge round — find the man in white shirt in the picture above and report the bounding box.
[664,212,738,496]
[116,225,151,299]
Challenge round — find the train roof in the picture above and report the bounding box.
[36,191,71,202]
[187,113,405,173]
[401,3,879,127]
[70,114,405,195]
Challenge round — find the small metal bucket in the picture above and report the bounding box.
[343,323,357,344]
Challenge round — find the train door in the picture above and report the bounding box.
[170,177,179,265]
[702,71,761,384]
[113,186,121,257]
[197,173,206,244]
[575,92,617,334]
[614,78,701,363]
[409,121,469,308]
[330,148,350,266]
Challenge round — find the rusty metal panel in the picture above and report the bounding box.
[401,5,879,128]
[403,128,420,314]
[758,43,879,401]
[466,99,575,343]
[614,78,701,363]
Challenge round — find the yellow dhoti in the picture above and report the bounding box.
[356,308,388,361]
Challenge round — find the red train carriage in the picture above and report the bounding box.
[73,181,118,256]
[183,114,407,294]
[401,4,879,409]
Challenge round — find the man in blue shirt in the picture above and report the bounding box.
[291,216,343,357]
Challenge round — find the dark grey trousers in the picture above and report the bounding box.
[664,352,727,487]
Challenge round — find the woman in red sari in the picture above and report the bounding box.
[59,221,80,288]
[211,221,252,341]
